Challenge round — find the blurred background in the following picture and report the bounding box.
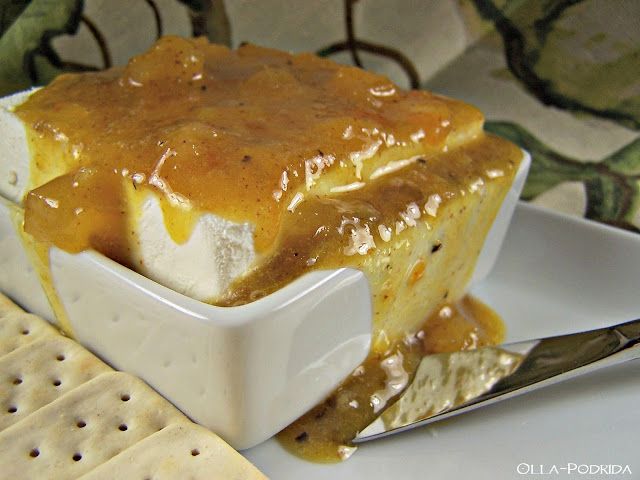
[1,0,639,231]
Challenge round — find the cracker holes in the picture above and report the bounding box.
[52,379,62,387]
[118,423,128,432]
[29,448,40,458]
[121,393,131,402]
[191,448,200,457]
[7,406,17,414]
[72,453,82,462]
[13,377,22,385]
[21,328,30,335]
[56,354,65,362]
[77,420,87,428]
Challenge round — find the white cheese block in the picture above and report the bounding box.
[0,90,257,302]
[0,89,36,204]
[127,188,256,302]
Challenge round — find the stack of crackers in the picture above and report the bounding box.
[0,293,267,479]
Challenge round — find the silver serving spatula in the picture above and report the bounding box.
[355,318,640,443]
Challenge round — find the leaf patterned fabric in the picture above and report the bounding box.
[1,0,638,231]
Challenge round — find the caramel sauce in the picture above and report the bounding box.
[219,135,520,308]
[7,206,73,335]
[11,37,524,462]
[278,295,504,462]
[17,36,473,254]
[15,36,521,340]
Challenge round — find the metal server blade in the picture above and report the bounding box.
[355,318,640,442]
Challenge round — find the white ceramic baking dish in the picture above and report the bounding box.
[0,152,530,449]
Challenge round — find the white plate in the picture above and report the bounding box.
[244,202,640,479]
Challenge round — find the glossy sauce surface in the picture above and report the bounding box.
[220,135,519,307]
[18,36,474,255]
[17,37,520,310]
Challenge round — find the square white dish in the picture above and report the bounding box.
[244,202,640,478]
[0,151,530,449]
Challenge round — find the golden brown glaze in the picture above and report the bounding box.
[16,37,519,326]
[220,134,520,309]
[17,36,480,254]
[13,38,523,462]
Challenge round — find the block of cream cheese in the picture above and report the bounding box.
[0,89,35,204]
[3,38,520,330]
[0,37,530,448]
[0,90,255,302]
